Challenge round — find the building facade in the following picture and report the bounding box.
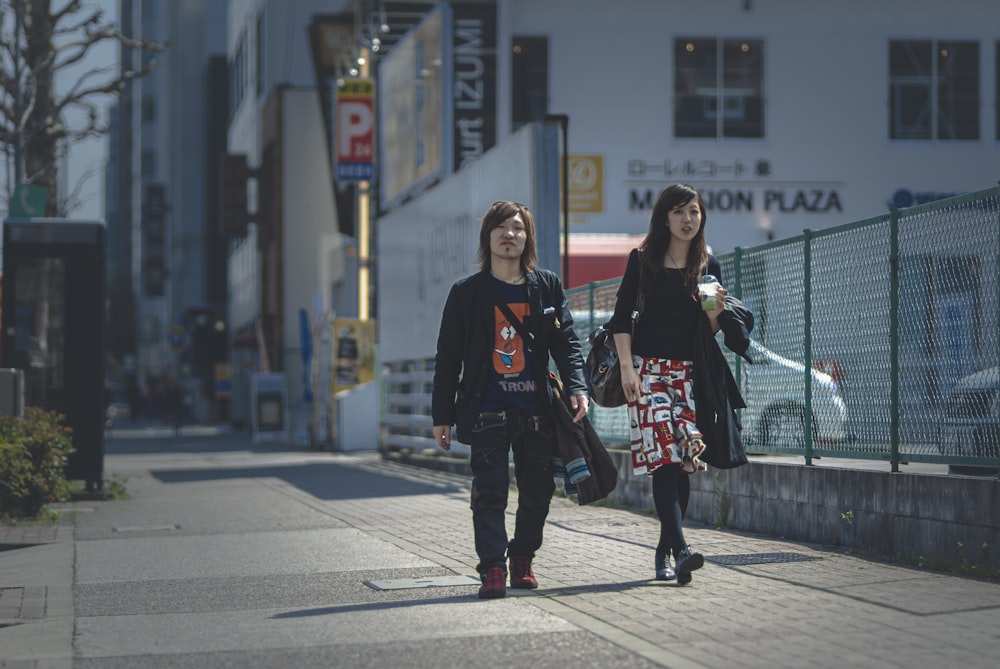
[378,0,999,252]
[372,0,1000,451]
[112,0,227,416]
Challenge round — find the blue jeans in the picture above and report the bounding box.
[469,411,555,574]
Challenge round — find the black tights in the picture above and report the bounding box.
[652,464,690,558]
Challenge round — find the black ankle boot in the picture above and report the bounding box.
[675,547,704,577]
[655,551,676,581]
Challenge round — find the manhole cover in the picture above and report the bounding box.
[365,575,481,590]
[707,552,821,566]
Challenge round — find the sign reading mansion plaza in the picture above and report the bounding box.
[626,157,843,218]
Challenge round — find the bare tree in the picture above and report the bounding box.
[0,0,164,216]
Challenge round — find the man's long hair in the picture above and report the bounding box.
[476,200,538,273]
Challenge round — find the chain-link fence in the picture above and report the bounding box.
[568,186,1000,472]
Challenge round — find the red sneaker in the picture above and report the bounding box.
[509,556,539,589]
[478,566,507,599]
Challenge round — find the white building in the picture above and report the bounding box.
[217,0,999,442]
[225,0,358,433]
[373,0,1000,451]
[379,0,999,267]
[544,1,997,250]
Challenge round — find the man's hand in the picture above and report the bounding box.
[432,425,452,451]
[569,394,590,423]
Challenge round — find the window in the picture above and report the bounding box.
[229,32,247,121]
[255,13,263,98]
[511,37,548,131]
[889,40,979,140]
[141,96,155,122]
[674,37,764,139]
[141,149,155,177]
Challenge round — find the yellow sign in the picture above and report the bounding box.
[332,318,376,394]
[567,154,604,214]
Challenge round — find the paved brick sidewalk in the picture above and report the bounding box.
[302,456,1000,669]
[0,525,59,545]
[3,441,999,668]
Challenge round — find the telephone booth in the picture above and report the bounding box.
[1,218,107,491]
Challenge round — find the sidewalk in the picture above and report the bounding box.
[2,425,998,668]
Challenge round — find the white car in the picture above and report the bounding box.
[937,366,1000,473]
[738,340,848,450]
[574,311,847,449]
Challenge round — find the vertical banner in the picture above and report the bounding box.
[452,1,497,171]
[311,296,332,446]
[377,6,446,208]
[335,79,376,181]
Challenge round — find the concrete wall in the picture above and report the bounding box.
[606,449,1000,572]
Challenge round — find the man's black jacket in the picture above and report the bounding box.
[432,269,587,443]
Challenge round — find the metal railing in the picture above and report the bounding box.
[568,186,1000,473]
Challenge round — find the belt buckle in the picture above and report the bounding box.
[477,411,507,429]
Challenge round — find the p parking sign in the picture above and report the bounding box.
[335,78,375,181]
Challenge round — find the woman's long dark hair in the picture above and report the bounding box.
[638,184,708,294]
[476,200,538,273]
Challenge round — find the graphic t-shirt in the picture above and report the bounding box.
[480,278,542,414]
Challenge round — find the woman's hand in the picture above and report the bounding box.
[620,364,642,404]
[706,284,729,330]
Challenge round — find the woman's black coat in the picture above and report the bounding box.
[692,298,754,469]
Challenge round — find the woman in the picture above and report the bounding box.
[609,183,729,585]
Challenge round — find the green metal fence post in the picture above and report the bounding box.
[733,247,744,388]
[889,207,901,472]
[803,230,813,466]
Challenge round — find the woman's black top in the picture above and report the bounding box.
[609,248,722,361]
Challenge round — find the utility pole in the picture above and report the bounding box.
[12,0,24,183]
[545,114,570,286]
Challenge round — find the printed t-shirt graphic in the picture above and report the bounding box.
[494,302,530,373]
[480,284,540,414]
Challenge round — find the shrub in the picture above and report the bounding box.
[0,407,75,520]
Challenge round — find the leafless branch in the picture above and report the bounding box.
[58,159,100,217]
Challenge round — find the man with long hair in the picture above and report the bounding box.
[432,200,589,599]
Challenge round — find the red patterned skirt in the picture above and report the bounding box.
[627,357,707,476]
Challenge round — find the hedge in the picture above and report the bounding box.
[0,407,75,520]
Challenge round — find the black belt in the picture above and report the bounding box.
[476,410,547,432]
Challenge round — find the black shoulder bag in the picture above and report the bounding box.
[586,259,646,408]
